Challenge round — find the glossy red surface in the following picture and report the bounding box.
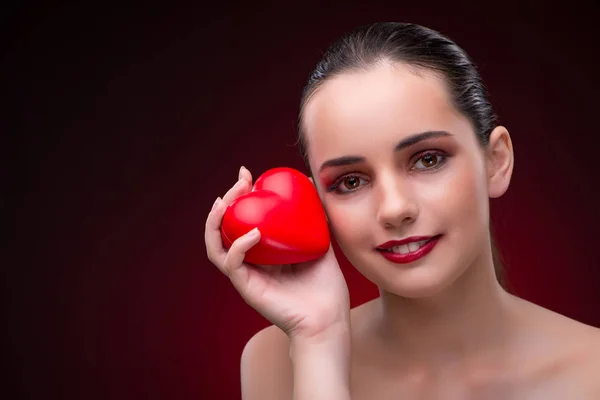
[220,167,330,265]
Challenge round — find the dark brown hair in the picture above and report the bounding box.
[296,22,509,289]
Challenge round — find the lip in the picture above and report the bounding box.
[376,235,440,249]
[376,235,442,264]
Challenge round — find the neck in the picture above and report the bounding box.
[372,249,520,369]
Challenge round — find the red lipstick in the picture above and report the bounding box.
[376,235,442,264]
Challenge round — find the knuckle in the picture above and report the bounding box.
[221,259,233,276]
[231,241,248,256]
[206,250,214,263]
[226,246,244,263]
[204,218,215,232]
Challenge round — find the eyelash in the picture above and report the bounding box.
[325,150,449,194]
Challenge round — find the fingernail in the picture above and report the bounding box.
[238,166,246,180]
[212,197,221,210]
[247,227,259,238]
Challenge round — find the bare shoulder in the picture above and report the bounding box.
[550,323,600,398]
[518,297,600,396]
[567,323,600,394]
[240,325,292,400]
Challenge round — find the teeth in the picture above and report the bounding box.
[408,242,420,252]
[389,240,428,254]
[392,244,410,254]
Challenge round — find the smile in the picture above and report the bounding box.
[376,235,442,264]
[383,239,431,254]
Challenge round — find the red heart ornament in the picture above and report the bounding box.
[220,167,330,265]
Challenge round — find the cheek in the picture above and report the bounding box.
[324,198,372,246]
[427,157,488,232]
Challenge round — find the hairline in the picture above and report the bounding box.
[297,59,474,175]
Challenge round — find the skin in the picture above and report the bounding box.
[206,61,600,399]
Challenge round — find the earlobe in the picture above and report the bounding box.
[487,126,514,199]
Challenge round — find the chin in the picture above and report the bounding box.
[381,267,460,299]
[349,252,467,300]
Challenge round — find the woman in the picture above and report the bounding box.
[205,22,600,399]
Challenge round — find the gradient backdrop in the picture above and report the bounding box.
[6,1,600,399]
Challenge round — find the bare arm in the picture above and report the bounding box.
[240,326,293,399]
[240,322,352,400]
[289,322,352,400]
[206,167,352,399]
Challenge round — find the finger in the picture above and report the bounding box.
[205,196,227,267]
[206,168,253,270]
[239,165,253,183]
[222,177,250,205]
[223,227,261,278]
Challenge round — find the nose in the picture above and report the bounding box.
[375,174,419,228]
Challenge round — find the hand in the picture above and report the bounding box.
[205,166,351,340]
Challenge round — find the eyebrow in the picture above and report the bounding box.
[318,130,453,173]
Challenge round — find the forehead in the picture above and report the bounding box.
[302,62,474,166]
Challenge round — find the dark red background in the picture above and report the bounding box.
[5,1,600,399]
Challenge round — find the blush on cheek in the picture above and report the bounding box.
[327,205,371,251]
[446,163,488,234]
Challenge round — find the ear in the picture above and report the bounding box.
[486,126,514,199]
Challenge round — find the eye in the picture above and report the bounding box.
[326,174,368,194]
[413,151,448,171]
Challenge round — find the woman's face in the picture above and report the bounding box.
[303,62,494,298]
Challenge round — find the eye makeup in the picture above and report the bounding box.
[324,149,451,195]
